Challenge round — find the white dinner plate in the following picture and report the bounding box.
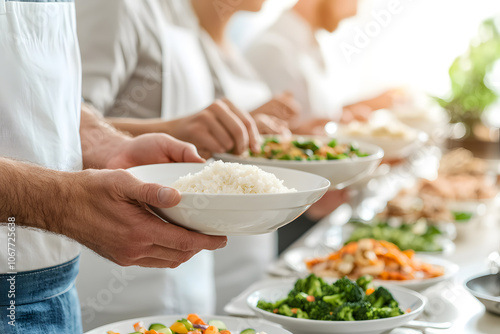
[85,315,292,334]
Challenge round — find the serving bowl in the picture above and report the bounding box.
[247,283,425,334]
[127,163,330,236]
[464,273,500,315]
[85,315,292,334]
[214,138,383,190]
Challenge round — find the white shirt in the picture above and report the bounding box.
[165,0,272,112]
[0,0,82,273]
[246,10,343,121]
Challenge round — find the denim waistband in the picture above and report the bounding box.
[0,256,79,306]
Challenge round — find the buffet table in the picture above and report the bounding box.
[224,153,500,334]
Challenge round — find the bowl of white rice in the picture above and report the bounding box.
[127,161,330,235]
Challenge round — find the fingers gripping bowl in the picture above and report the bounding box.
[127,162,330,236]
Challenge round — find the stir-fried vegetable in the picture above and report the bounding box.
[249,137,369,161]
[257,274,405,321]
[306,239,445,281]
[107,315,264,334]
[346,221,445,253]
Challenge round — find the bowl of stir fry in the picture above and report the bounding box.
[214,136,384,189]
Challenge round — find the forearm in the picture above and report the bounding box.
[80,103,133,169]
[107,117,170,137]
[0,158,70,233]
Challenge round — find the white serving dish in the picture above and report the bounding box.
[247,283,425,334]
[214,138,383,190]
[283,247,459,291]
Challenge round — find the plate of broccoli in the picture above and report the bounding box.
[247,274,425,334]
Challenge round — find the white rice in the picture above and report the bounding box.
[172,161,297,194]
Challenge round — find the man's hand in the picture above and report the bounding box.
[251,92,300,124]
[0,158,227,268]
[165,100,261,159]
[105,133,204,170]
[252,113,292,138]
[65,169,227,267]
[80,103,204,169]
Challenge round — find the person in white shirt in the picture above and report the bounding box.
[164,0,300,313]
[246,0,400,131]
[0,0,225,332]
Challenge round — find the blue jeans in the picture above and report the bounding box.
[0,256,82,333]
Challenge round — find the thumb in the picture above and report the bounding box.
[131,182,181,208]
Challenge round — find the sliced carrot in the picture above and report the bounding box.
[306,295,315,302]
[146,330,159,334]
[204,325,219,334]
[220,330,232,334]
[187,314,207,326]
[366,288,375,295]
[133,322,144,332]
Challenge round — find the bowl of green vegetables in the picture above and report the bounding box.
[214,136,384,189]
[247,274,425,334]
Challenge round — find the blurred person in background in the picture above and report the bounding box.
[75,0,298,327]
[164,0,302,314]
[246,0,402,133]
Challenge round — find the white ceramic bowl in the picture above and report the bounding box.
[214,139,383,190]
[247,283,425,334]
[283,248,459,291]
[127,163,330,236]
[85,315,292,334]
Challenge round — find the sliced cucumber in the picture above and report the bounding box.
[240,329,256,334]
[208,320,227,331]
[149,323,167,330]
[156,328,173,334]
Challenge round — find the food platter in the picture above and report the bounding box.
[85,315,292,334]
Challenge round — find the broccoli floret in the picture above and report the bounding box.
[278,304,294,317]
[307,300,334,320]
[321,283,340,296]
[351,301,375,320]
[332,277,365,302]
[294,274,326,297]
[333,303,356,321]
[373,307,404,319]
[333,302,376,321]
[323,294,346,307]
[356,275,374,291]
[286,292,310,310]
[368,287,399,308]
[294,308,309,319]
[256,300,275,312]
